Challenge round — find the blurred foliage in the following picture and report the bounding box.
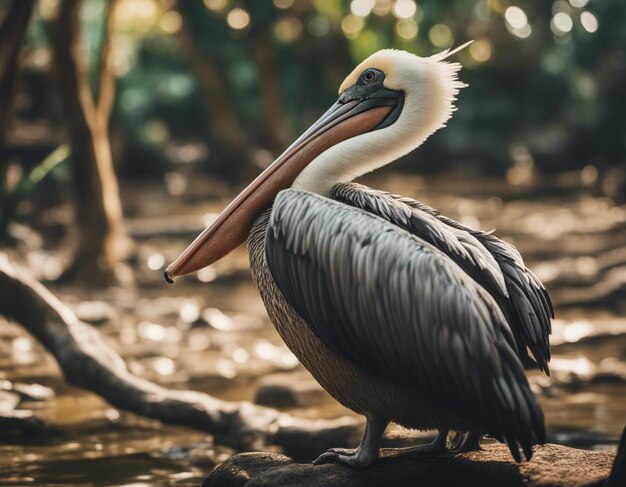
[0,145,69,237]
[8,0,626,179]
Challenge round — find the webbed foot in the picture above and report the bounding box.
[312,417,388,468]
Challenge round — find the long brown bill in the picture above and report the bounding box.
[164,101,393,282]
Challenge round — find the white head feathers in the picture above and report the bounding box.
[292,45,471,195]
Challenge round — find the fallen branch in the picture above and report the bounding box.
[0,258,361,459]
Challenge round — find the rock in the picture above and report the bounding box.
[204,443,618,487]
[0,410,59,439]
[549,426,620,449]
[203,452,294,487]
[533,356,626,393]
[0,380,55,402]
[550,318,626,349]
[188,441,235,467]
[254,373,330,408]
[0,390,19,413]
[608,426,626,487]
[74,300,117,325]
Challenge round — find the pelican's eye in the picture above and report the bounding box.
[363,69,377,84]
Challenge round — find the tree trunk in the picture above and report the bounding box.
[175,3,257,183]
[0,0,36,194]
[249,21,290,153]
[50,0,126,285]
[0,0,35,139]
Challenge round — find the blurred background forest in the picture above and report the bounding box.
[1,0,626,485]
[1,0,625,280]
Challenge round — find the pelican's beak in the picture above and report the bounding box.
[164,87,403,282]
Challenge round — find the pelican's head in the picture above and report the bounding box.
[165,45,469,281]
[293,46,468,194]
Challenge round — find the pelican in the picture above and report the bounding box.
[165,45,553,468]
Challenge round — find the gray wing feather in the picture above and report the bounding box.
[332,183,553,374]
[332,184,508,297]
[266,189,545,461]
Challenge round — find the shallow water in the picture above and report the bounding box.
[1,173,625,486]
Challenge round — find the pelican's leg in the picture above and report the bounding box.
[313,417,388,468]
[394,429,449,455]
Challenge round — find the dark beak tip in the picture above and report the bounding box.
[163,268,175,284]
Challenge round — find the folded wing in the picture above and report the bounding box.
[332,183,553,374]
[266,189,546,460]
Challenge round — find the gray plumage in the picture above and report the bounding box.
[263,188,546,461]
[332,182,553,373]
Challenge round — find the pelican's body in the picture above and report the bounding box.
[248,209,461,432]
[166,46,552,467]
